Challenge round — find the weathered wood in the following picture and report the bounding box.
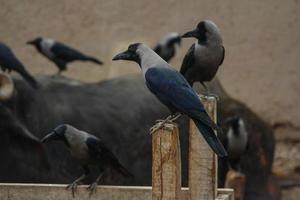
[217,188,235,200]
[189,96,218,200]
[225,170,245,200]
[152,123,181,200]
[0,184,154,200]
[0,184,232,200]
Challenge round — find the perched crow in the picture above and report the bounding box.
[41,124,132,196]
[180,20,225,90]
[113,43,227,157]
[0,43,37,88]
[153,32,181,62]
[224,116,248,171]
[27,37,103,74]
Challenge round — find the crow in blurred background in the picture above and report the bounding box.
[113,43,227,157]
[180,20,225,90]
[41,124,132,196]
[224,116,248,171]
[0,43,37,88]
[27,37,103,75]
[153,32,181,62]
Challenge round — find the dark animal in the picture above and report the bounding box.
[112,43,227,157]
[153,32,181,62]
[0,73,277,199]
[27,37,103,74]
[0,43,37,88]
[42,124,132,196]
[180,20,225,89]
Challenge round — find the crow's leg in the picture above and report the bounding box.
[67,166,89,197]
[87,169,104,197]
[150,113,182,134]
[170,113,182,122]
[199,90,219,101]
[199,82,220,100]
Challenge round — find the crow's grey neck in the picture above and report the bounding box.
[137,44,170,76]
[64,125,90,149]
[41,38,55,58]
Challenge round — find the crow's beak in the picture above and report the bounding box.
[112,50,132,61]
[26,40,35,45]
[181,29,198,38]
[41,131,56,143]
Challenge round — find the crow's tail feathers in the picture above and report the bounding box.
[193,113,227,157]
[87,57,103,65]
[19,69,38,89]
[115,162,134,178]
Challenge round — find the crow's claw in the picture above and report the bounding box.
[66,182,78,198]
[87,182,98,197]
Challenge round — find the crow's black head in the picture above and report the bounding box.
[112,43,141,65]
[41,124,67,143]
[182,21,207,42]
[26,37,42,47]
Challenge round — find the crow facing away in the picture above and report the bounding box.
[153,32,181,62]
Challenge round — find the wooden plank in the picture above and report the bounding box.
[217,188,235,200]
[0,184,153,200]
[0,184,191,200]
[152,123,181,200]
[189,96,218,200]
[0,184,232,200]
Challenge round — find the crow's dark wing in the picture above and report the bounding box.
[219,45,225,66]
[0,43,37,88]
[179,43,195,75]
[145,67,221,128]
[86,137,133,177]
[145,67,205,114]
[145,67,226,157]
[51,42,89,62]
[86,137,115,161]
[0,43,26,71]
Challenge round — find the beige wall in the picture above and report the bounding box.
[0,0,299,131]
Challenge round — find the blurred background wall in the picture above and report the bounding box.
[0,0,299,137]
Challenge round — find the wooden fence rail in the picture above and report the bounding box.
[0,184,233,200]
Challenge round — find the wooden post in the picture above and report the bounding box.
[152,123,181,200]
[189,96,218,200]
[225,170,245,200]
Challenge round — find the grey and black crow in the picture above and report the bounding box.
[153,32,181,62]
[224,116,248,171]
[27,37,103,74]
[0,43,37,88]
[41,124,132,196]
[112,43,227,157]
[180,20,225,89]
